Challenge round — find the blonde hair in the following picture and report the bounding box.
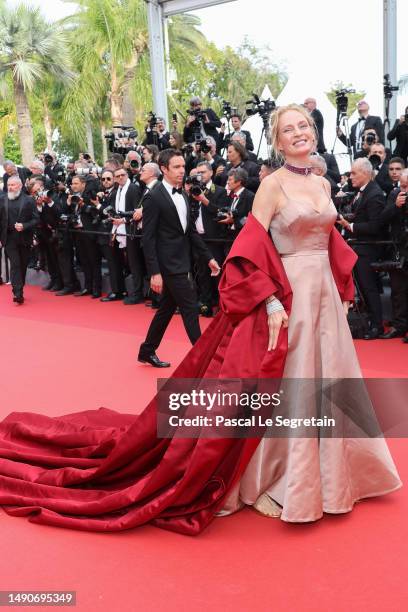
[269,103,317,162]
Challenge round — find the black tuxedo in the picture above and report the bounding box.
[183,108,222,143]
[339,115,384,156]
[387,119,408,161]
[374,162,393,195]
[311,108,326,153]
[0,192,39,297]
[140,182,212,354]
[143,130,170,150]
[380,189,408,332]
[2,167,29,193]
[322,152,340,184]
[345,180,385,328]
[229,188,255,237]
[217,129,254,152]
[215,160,260,193]
[191,184,230,309]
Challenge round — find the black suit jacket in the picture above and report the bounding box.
[387,119,408,161]
[345,180,385,257]
[381,188,408,245]
[375,163,393,195]
[229,188,255,233]
[0,192,39,247]
[192,184,230,239]
[340,115,384,154]
[183,108,222,143]
[142,182,212,277]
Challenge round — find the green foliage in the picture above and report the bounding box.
[0,0,287,160]
[3,133,22,163]
[327,81,366,118]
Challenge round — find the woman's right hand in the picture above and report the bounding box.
[267,310,289,351]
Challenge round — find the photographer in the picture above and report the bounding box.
[337,158,386,339]
[44,152,65,185]
[143,115,170,150]
[92,169,127,302]
[379,169,408,341]
[338,100,384,157]
[2,160,29,193]
[369,143,393,195]
[124,151,142,185]
[218,114,254,152]
[142,145,159,165]
[230,132,258,162]
[217,167,254,243]
[27,177,63,292]
[169,131,184,152]
[187,162,230,316]
[304,97,326,153]
[183,96,221,144]
[215,141,260,193]
[388,157,406,189]
[185,136,226,176]
[387,106,408,164]
[111,166,144,305]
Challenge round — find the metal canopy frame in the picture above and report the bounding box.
[145,0,398,126]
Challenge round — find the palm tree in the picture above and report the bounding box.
[0,3,74,164]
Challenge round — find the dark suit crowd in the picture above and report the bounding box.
[1,95,408,349]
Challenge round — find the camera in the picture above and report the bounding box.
[188,108,207,122]
[364,132,377,146]
[334,186,357,222]
[222,100,237,119]
[245,93,276,127]
[147,112,157,129]
[185,173,206,197]
[129,159,139,169]
[104,125,138,155]
[70,194,82,206]
[215,206,231,221]
[368,153,381,171]
[335,88,355,125]
[59,212,81,227]
[195,137,211,154]
[75,166,101,177]
[44,154,53,164]
[384,74,399,100]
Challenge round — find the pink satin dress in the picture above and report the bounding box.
[220,177,402,521]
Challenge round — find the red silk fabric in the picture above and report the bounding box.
[0,214,355,534]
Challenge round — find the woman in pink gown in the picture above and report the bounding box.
[218,104,402,521]
[0,104,401,534]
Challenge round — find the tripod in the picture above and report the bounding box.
[332,110,353,167]
[256,115,272,160]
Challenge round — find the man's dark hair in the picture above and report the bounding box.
[228,167,248,186]
[158,148,184,170]
[196,161,213,173]
[231,114,241,121]
[389,157,406,167]
[72,175,86,184]
[227,141,248,161]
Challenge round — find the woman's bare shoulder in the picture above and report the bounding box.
[251,172,282,230]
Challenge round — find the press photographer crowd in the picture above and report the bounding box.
[1,90,408,363]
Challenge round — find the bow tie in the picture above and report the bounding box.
[172,187,183,195]
[231,193,239,199]
[358,116,366,122]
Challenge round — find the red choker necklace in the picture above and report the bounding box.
[283,162,313,176]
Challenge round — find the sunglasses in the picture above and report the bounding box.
[101,177,113,181]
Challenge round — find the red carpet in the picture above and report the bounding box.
[0,284,407,611]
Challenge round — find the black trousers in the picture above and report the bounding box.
[140,273,200,354]
[77,233,102,293]
[389,268,408,332]
[126,235,145,299]
[99,240,125,294]
[5,234,31,297]
[194,241,225,307]
[57,235,79,291]
[41,234,63,286]
[354,254,383,328]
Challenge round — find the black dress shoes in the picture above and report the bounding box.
[123,296,144,305]
[379,328,405,339]
[74,289,91,297]
[137,352,171,368]
[55,288,74,296]
[101,293,121,302]
[402,335,408,344]
[363,328,384,340]
[91,292,102,299]
[13,295,24,304]
[43,281,56,291]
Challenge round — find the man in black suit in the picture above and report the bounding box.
[379,170,408,340]
[387,106,408,163]
[2,160,29,193]
[337,158,386,338]
[138,149,220,367]
[108,166,144,304]
[183,96,221,144]
[338,100,384,157]
[217,114,254,152]
[369,143,393,195]
[188,161,230,316]
[0,175,39,303]
[143,116,170,151]
[304,98,326,153]
[217,168,255,246]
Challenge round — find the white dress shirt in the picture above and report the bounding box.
[114,178,130,247]
[162,179,187,232]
